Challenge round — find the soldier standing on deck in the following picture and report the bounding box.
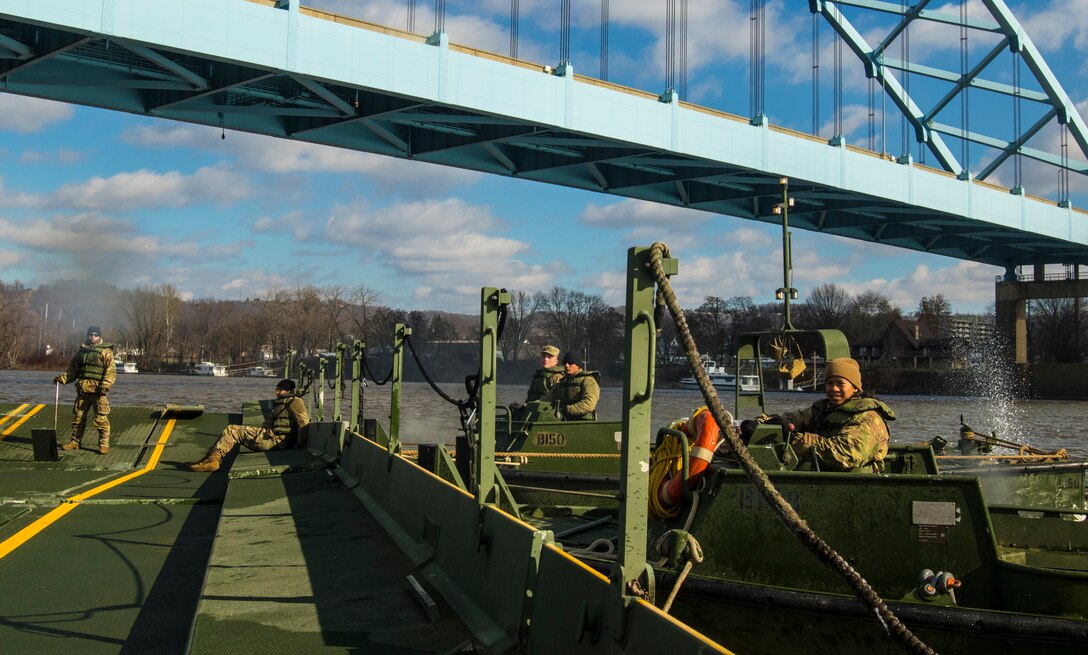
[525,345,564,403]
[544,352,601,420]
[187,378,310,473]
[53,325,115,455]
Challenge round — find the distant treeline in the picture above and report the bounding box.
[6,278,1076,376]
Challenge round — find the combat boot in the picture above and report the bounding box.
[188,449,225,473]
[61,440,81,451]
[97,445,109,455]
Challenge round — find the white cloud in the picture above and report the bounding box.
[323,197,563,306]
[46,166,250,211]
[0,95,74,132]
[0,213,200,258]
[0,177,37,207]
[581,198,709,228]
[0,249,27,269]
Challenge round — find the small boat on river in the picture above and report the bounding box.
[679,357,760,391]
[246,365,275,377]
[114,360,138,374]
[192,361,227,377]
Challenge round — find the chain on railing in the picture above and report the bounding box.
[646,242,935,655]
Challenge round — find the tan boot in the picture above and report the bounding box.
[61,440,81,451]
[188,449,224,473]
[97,445,109,455]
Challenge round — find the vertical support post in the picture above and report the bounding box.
[476,287,509,506]
[316,356,327,422]
[775,177,797,331]
[613,246,671,613]
[390,324,409,451]
[350,340,362,434]
[333,342,346,422]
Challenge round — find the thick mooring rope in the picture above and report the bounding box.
[647,242,935,655]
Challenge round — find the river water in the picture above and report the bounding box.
[3,370,1085,458]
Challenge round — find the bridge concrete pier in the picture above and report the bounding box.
[995,264,1084,364]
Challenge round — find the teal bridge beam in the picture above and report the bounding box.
[1,0,1087,269]
[817,0,1088,188]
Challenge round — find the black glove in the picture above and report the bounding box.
[53,376,63,385]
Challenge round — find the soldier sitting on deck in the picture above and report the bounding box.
[187,379,310,473]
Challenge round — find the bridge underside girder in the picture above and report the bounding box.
[1,2,1086,271]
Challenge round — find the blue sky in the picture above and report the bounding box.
[1,0,1085,315]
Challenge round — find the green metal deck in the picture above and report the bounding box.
[0,403,474,654]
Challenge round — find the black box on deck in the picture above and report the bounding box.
[31,428,59,461]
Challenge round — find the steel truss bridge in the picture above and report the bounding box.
[1,0,1087,273]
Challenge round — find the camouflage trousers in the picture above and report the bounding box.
[71,391,110,448]
[210,424,285,455]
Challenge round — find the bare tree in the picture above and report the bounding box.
[800,284,851,330]
[0,284,36,367]
[688,296,729,363]
[846,290,900,344]
[347,284,382,346]
[916,294,952,337]
[499,289,539,362]
[1028,298,1080,362]
[119,286,177,367]
[536,287,610,355]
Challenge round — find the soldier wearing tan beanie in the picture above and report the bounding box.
[781,357,895,472]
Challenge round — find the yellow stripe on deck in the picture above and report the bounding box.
[0,419,177,560]
[0,403,31,429]
[0,404,44,440]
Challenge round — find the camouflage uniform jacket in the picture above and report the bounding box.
[525,364,565,402]
[264,396,310,442]
[544,370,601,420]
[783,396,895,472]
[59,341,116,394]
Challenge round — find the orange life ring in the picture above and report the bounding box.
[658,408,720,507]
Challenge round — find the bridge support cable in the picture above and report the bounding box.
[510,0,519,59]
[749,0,766,123]
[665,0,674,94]
[680,0,687,99]
[958,0,970,177]
[833,15,843,142]
[433,0,445,34]
[811,13,820,137]
[600,0,608,80]
[1012,49,1022,192]
[560,0,571,66]
[407,0,416,34]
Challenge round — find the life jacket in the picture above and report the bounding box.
[553,370,600,420]
[270,396,300,436]
[810,397,895,433]
[75,342,112,381]
[526,364,564,402]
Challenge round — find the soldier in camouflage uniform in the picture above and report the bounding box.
[187,378,310,473]
[525,345,564,402]
[544,352,601,421]
[781,357,894,472]
[54,325,115,455]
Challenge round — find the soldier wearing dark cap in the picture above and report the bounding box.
[544,352,601,420]
[780,357,895,472]
[525,344,564,402]
[53,325,115,455]
[187,378,310,472]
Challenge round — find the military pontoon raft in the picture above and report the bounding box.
[0,399,728,649]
